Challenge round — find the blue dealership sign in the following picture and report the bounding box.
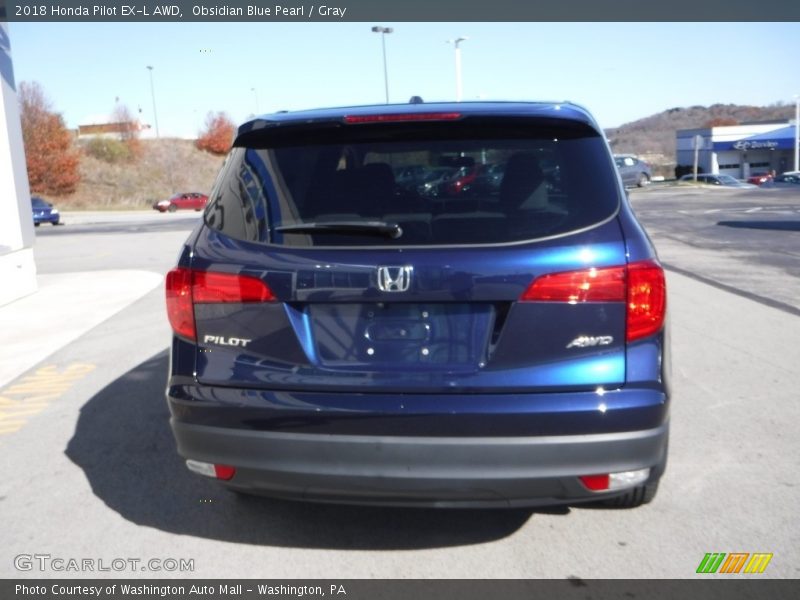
[714,126,797,151]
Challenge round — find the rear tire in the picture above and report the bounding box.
[168,204,178,213]
[600,481,659,508]
[637,173,650,187]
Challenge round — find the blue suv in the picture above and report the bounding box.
[165,102,669,508]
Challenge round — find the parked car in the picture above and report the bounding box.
[153,192,208,213]
[614,154,652,188]
[679,174,757,188]
[746,172,773,185]
[31,196,60,226]
[761,173,800,188]
[469,162,506,196]
[393,165,428,190]
[443,164,481,196]
[416,167,457,198]
[165,101,669,508]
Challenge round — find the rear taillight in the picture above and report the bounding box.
[625,261,666,342]
[520,260,666,342]
[192,270,275,303]
[165,267,275,340]
[165,268,195,340]
[520,266,626,303]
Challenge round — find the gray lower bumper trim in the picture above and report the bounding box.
[171,420,669,507]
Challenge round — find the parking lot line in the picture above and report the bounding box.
[0,363,95,436]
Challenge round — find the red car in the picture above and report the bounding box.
[746,172,774,185]
[445,165,481,196]
[153,192,209,213]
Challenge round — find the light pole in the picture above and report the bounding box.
[794,94,799,172]
[371,26,393,104]
[251,87,260,114]
[146,65,160,138]
[447,37,468,102]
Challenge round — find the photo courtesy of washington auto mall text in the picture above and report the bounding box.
[13,582,349,598]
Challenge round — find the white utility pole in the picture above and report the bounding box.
[794,95,799,172]
[447,37,468,102]
[371,26,393,104]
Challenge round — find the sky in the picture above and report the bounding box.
[7,22,800,138]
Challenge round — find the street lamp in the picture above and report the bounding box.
[794,94,799,172]
[251,87,260,114]
[371,26,393,104]
[446,37,468,102]
[146,65,160,138]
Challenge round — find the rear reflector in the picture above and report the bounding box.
[520,260,666,342]
[213,464,236,481]
[580,469,650,491]
[186,460,236,481]
[165,267,275,340]
[578,474,609,491]
[344,112,462,124]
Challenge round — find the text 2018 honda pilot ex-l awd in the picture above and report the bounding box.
[165,101,669,508]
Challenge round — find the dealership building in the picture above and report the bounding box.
[676,122,798,178]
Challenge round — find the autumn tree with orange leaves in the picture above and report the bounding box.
[704,117,739,128]
[19,81,80,195]
[196,111,236,155]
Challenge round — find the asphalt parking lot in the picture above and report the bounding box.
[629,184,800,314]
[1,188,798,579]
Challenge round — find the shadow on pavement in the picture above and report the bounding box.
[66,351,556,550]
[717,220,800,232]
[36,220,197,236]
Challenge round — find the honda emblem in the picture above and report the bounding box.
[377,266,413,292]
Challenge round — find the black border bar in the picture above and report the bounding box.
[3,579,800,600]
[3,0,800,21]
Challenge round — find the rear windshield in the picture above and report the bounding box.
[205,119,619,246]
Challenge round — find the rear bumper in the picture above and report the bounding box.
[170,419,668,508]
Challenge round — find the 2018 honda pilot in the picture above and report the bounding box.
[165,101,669,508]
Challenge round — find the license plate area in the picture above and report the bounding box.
[307,303,494,370]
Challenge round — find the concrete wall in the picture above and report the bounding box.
[0,23,38,307]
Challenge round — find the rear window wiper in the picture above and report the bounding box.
[274,221,403,239]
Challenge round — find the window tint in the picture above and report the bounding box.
[205,121,620,247]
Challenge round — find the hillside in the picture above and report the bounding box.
[52,102,798,208]
[605,103,796,177]
[58,138,225,209]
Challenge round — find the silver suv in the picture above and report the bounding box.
[614,154,652,188]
